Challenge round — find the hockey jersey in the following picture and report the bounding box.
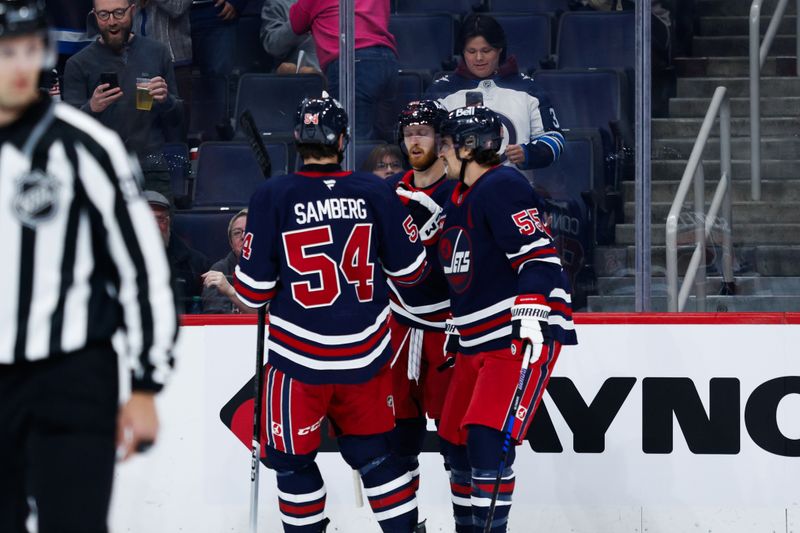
[437,165,577,354]
[234,164,428,384]
[385,171,456,331]
[425,57,564,171]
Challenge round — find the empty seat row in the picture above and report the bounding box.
[166,140,392,210]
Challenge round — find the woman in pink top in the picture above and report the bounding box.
[290,0,399,140]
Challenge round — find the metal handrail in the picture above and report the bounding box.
[666,87,734,312]
[749,0,800,201]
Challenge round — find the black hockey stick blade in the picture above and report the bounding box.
[239,110,272,179]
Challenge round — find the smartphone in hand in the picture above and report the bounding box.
[100,72,119,89]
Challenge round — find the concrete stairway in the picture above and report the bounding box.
[589,0,800,312]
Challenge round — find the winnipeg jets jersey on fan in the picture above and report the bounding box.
[386,171,456,331]
[426,63,564,171]
[234,164,428,384]
[438,165,577,354]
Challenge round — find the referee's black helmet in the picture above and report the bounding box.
[0,0,48,39]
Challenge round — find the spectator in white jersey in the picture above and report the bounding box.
[425,13,565,175]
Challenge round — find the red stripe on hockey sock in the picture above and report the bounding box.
[475,479,516,495]
[279,499,326,516]
[450,482,472,496]
[548,300,573,318]
[368,485,416,511]
[270,320,390,357]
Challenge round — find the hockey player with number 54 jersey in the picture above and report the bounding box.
[435,106,577,533]
[233,97,430,533]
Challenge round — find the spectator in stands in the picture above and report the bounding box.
[63,0,184,201]
[289,0,398,140]
[133,0,193,103]
[361,144,403,179]
[201,209,248,313]
[190,0,247,78]
[425,13,564,178]
[144,191,209,312]
[261,0,320,74]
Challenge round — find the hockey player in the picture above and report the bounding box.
[386,100,457,490]
[0,1,178,531]
[435,106,577,532]
[233,97,431,533]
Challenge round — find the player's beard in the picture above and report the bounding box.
[408,146,437,171]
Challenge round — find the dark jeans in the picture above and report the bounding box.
[325,46,399,141]
[190,7,237,77]
[0,344,119,533]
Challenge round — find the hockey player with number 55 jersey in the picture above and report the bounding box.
[435,106,577,532]
[233,97,430,533]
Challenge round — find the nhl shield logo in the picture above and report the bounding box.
[13,170,60,227]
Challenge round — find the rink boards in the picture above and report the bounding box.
[110,314,800,533]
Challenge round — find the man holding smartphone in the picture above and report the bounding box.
[63,0,183,201]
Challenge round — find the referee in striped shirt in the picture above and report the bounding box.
[0,2,178,532]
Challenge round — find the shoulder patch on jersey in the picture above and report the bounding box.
[13,170,60,227]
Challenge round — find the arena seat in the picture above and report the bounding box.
[188,74,228,142]
[491,13,552,72]
[532,68,631,157]
[556,11,635,70]
[490,0,568,13]
[162,142,190,201]
[234,73,327,137]
[193,142,288,208]
[172,211,234,264]
[389,14,456,75]
[389,70,425,123]
[393,0,476,13]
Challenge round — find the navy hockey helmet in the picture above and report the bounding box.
[440,105,503,155]
[396,100,448,145]
[0,0,48,39]
[294,97,350,148]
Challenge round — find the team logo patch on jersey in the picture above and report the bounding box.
[271,422,283,437]
[438,226,473,294]
[13,170,60,227]
[323,179,337,190]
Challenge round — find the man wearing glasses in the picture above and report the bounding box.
[63,0,184,202]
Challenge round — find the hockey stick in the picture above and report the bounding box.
[482,341,534,533]
[242,109,271,533]
[249,305,268,533]
[239,109,272,178]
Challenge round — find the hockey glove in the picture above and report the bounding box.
[395,184,443,245]
[510,294,552,360]
[438,319,459,372]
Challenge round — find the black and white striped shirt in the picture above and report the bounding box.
[0,96,177,392]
